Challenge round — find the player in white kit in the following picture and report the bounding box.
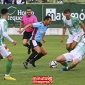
[56,35,85,71]
[0,8,17,80]
[60,9,85,52]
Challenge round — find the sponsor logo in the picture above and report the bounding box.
[46,8,56,21]
[7,6,17,15]
[46,8,85,21]
[7,6,34,23]
[32,76,53,84]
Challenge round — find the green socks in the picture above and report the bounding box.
[6,60,13,75]
[61,62,68,67]
[0,55,3,60]
[61,62,73,71]
[68,66,73,70]
[67,48,74,52]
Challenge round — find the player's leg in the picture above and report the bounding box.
[56,54,68,67]
[22,31,32,54]
[66,35,73,52]
[30,45,47,64]
[70,33,82,50]
[68,53,82,70]
[29,45,42,67]
[62,58,80,71]
[26,46,41,62]
[0,54,3,59]
[56,53,73,71]
[23,40,41,68]
[0,45,16,80]
[69,58,80,70]
[66,43,72,52]
[5,54,16,80]
[70,41,78,49]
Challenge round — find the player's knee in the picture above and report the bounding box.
[66,47,72,52]
[23,42,27,46]
[43,51,48,55]
[8,57,13,60]
[66,47,70,50]
[36,50,41,54]
[71,47,74,50]
[7,54,14,60]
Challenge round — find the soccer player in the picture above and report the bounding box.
[56,35,85,71]
[20,7,38,54]
[18,16,52,68]
[0,8,17,80]
[60,9,85,52]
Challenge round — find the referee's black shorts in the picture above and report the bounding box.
[30,40,42,48]
[23,31,32,39]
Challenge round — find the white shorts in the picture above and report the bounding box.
[66,32,82,44]
[0,45,11,58]
[63,52,83,62]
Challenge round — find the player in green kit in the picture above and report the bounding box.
[56,35,85,71]
[0,8,17,80]
[60,9,85,52]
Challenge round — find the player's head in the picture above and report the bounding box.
[1,8,8,19]
[64,9,71,19]
[26,7,32,16]
[44,16,52,25]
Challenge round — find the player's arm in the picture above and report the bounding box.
[75,18,85,33]
[18,22,40,33]
[79,22,85,33]
[3,21,16,45]
[18,24,32,33]
[3,32,16,45]
[60,26,66,43]
[42,32,46,43]
[20,21,23,30]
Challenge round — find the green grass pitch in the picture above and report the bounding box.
[0,35,85,85]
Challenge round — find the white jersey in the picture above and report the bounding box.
[0,18,8,46]
[0,18,12,58]
[71,36,85,57]
[63,16,82,35]
[63,36,85,61]
[0,18,13,45]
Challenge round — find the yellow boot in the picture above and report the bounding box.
[4,76,16,80]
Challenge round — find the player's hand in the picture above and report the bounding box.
[12,40,17,45]
[60,38,64,43]
[42,38,46,43]
[17,29,23,34]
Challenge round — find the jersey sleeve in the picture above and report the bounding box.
[2,21,8,32]
[32,22,40,28]
[1,20,14,42]
[75,18,81,24]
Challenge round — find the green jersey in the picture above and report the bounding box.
[63,16,82,34]
[0,18,8,46]
[71,36,85,57]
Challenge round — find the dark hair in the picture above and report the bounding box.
[44,16,51,21]
[64,9,70,14]
[26,7,32,10]
[1,8,8,14]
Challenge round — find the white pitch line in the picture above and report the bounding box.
[0,63,49,66]
[0,69,57,76]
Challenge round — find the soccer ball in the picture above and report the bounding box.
[49,60,58,68]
